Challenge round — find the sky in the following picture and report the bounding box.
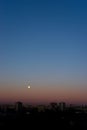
[0,0,87,104]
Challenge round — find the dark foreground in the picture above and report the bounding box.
[0,110,87,129]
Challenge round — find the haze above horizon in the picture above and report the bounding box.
[0,0,87,104]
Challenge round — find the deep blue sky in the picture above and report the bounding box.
[0,0,87,87]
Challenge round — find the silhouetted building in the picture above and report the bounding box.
[37,105,45,112]
[59,102,66,111]
[50,102,58,110]
[1,104,8,112]
[15,102,23,112]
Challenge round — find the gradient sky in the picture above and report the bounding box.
[0,0,87,104]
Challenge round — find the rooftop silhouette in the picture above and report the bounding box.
[0,101,87,129]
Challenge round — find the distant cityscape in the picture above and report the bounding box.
[0,101,87,113]
[0,101,87,129]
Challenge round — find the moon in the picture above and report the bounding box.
[28,86,30,89]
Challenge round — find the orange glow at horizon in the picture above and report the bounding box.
[0,82,87,104]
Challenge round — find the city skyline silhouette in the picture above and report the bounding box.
[0,0,87,129]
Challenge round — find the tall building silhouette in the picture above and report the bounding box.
[59,102,66,111]
[15,101,23,112]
